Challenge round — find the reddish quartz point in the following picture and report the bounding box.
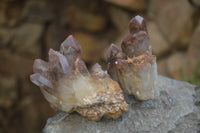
[121,31,151,58]
[107,15,157,101]
[30,35,128,121]
[129,15,148,34]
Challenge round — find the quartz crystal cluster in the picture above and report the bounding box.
[30,15,158,121]
[107,15,157,101]
[30,35,128,121]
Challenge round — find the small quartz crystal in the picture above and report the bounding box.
[30,35,128,121]
[107,15,157,101]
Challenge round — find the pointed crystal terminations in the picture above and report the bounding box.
[30,35,128,121]
[107,15,157,101]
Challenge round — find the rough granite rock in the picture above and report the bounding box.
[104,0,148,11]
[187,19,200,77]
[147,22,170,56]
[155,0,194,48]
[43,76,200,133]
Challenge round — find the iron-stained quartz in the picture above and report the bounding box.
[107,15,157,101]
[30,35,128,121]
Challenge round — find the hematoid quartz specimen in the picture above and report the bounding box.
[107,15,157,101]
[30,35,128,121]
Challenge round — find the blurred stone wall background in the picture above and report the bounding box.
[0,0,199,133]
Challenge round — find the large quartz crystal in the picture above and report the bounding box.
[107,15,157,101]
[30,35,128,121]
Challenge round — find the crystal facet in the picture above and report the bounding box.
[107,15,157,101]
[30,35,128,121]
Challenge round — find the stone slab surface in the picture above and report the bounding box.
[43,76,200,133]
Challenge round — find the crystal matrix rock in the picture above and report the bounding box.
[107,15,157,101]
[30,35,128,121]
